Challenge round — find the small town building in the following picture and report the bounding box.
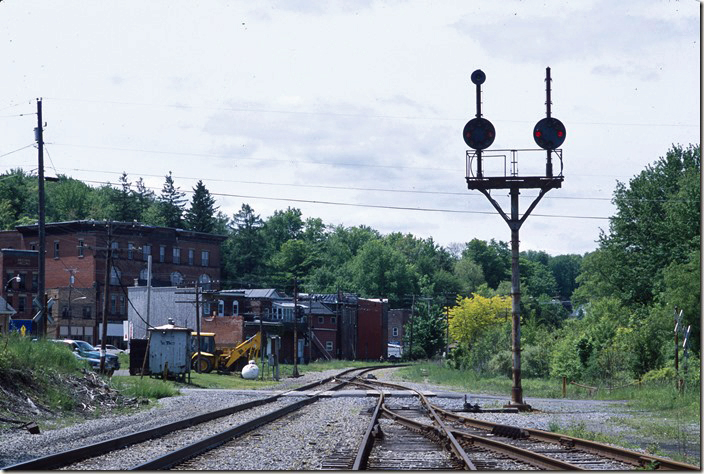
[0,220,225,346]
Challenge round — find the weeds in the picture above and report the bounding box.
[111,377,179,399]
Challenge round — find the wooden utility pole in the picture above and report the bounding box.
[36,98,46,338]
[292,277,300,377]
[99,222,112,373]
[195,282,201,373]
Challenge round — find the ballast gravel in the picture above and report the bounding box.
[0,367,699,469]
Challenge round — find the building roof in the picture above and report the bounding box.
[14,220,227,242]
[232,289,288,300]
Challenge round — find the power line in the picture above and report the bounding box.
[72,177,610,220]
[43,96,700,128]
[6,161,698,205]
[0,144,36,159]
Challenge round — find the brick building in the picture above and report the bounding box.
[357,298,388,360]
[388,308,411,357]
[0,249,39,334]
[0,220,225,346]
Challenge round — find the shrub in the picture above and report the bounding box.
[487,350,512,378]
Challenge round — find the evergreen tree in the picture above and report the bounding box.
[134,177,156,222]
[158,171,186,228]
[113,172,139,222]
[185,180,218,233]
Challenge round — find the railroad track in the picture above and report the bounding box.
[3,366,382,471]
[348,376,575,470]
[349,376,699,471]
[5,366,698,471]
[432,402,699,471]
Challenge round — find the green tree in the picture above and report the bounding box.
[185,180,218,233]
[45,176,94,222]
[348,239,415,307]
[222,204,265,286]
[548,254,582,301]
[158,171,187,228]
[134,177,156,222]
[463,239,510,289]
[404,301,446,360]
[113,172,140,222]
[448,293,511,348]
[579,145,700,306]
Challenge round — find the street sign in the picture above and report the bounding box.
[9,319,35,335]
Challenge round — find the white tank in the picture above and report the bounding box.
[241,360,259,380]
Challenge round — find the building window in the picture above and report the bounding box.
[392,327,399,337]
[111,241,119,250]
[198,274,211,291]
[78,239,84,257]
[232,300,239,316]
[318,316,324,324]
[119,295,126,315]
[18,296,25,313]
[128,243,134,260]
[188,249,194,266]
[110,266,121,285]
[201,250,209,267]
[143,244,151,261]
[331,316,336,324]
[82,306,92,319]
[31,273,38,292]
[217,300,224,317]
[172,247,180,264]
[170,272,184,286]
[54,241,60,258]
[110,294,117,314]
[203,302,212,317]
[18,273,26,291]
[325,341,333,352]
[159,245,166,263]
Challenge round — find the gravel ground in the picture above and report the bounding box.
[0,366,699,469]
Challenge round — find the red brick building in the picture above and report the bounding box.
[357,298,388,360]
[0,220,225,346]
[0,249,39,334]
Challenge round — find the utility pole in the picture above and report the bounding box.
[35,98,46,338]
[99,222,112,373]
[292,277,300,377]
[195,281,201,373]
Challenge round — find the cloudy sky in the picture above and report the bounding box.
[0,1,699,256]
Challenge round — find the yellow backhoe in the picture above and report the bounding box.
[191,332,261,374]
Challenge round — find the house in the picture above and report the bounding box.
[0,220,226,346]
[388,308,411,354]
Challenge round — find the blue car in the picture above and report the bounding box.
[58,339,120,375]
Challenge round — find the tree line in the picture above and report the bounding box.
[0,143,699,384]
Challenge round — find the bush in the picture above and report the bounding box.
[522,344,551,378]
[487,350,512,378]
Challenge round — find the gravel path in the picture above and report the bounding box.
[0,366,699,469]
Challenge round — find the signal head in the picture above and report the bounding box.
[471,69,486,85]
[463,117,495,150]
[533,117,566,150]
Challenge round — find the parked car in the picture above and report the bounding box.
[57,339,120,375]
[102,344,125,356]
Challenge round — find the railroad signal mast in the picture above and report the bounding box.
[464,67,566,411]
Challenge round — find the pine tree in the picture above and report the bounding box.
[158,171,186,228]
[134,177,155,222]
[114,172,139,222]
[185,180,218,233]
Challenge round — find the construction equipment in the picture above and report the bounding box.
[191,332,261,374]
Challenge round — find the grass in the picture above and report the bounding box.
[111,376,180,399]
